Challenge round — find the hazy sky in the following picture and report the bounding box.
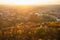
[0,0,60,5]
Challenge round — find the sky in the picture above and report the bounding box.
[0,0,60,5]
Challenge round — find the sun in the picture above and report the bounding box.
[0,0,59,5]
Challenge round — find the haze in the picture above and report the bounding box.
[0,0,60,5]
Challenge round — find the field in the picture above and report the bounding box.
[0,5,60,40]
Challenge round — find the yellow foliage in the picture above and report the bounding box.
[17,30,23,34]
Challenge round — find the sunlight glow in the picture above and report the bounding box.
[0,0,60,5]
